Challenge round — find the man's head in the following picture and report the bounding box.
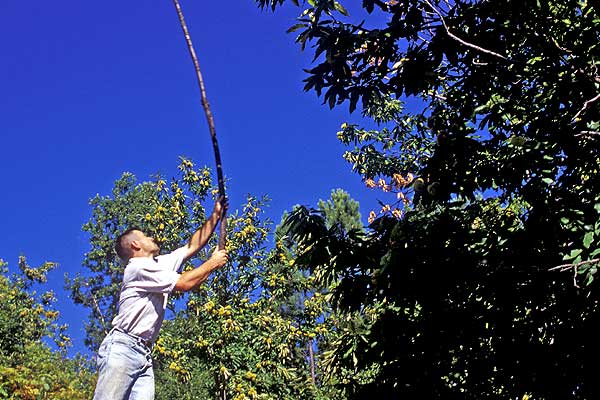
[115,228,160,262]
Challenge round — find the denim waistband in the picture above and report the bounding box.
[111,327,152,349]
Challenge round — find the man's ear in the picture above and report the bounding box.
[130,240,142,251]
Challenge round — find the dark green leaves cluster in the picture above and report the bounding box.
[262,0,600,398]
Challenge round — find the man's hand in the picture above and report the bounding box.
[213,195,229,217]
[174,248,229,292]
[181,196,229,262]
[209,248,228,269]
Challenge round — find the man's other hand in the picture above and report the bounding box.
[210,248,228,269]
[214,196,229,217]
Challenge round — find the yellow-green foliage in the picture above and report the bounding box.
[0,343,94,400]
[70,159,350,399]
[0,259,94,399]
[152,191,343,399]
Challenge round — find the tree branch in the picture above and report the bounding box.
[550,36,572,54]
[548,257,600,272]
[549,258,600,288]
[308,340,316,386]
[422,0,508,61]
[575,130,600,137]
[88,286,108,335]
[172,0,228,250]
[572,93,600,122]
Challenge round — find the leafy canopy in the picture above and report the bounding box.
[259,0,600,398]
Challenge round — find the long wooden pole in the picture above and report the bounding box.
[172,0,227,250]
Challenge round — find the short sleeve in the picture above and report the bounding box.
[155,247,188,272]
[133,264,181,293]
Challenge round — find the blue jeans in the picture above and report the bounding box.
[93,329,155,400]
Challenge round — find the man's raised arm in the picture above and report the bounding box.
[174,248,228,292]
[179,196,227,262]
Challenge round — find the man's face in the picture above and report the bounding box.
[132,230,160,256]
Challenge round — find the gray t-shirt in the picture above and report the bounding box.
[111,247,186,344]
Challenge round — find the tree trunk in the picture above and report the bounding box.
[308,339,316,386]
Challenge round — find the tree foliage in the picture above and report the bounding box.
[260,0,600,398]
[0,258,94,399]
[66,157,216,350]
[71,160,359,399]
[152,195,321,400]
[317,188,363,231]
[154,188,363,399]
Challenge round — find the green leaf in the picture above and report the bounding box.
[473,103,489,114]
[287,23,306,33]
[334,1,349,16]
[527,56,543,65]
[583,232,594,249]
[564,248,582,260]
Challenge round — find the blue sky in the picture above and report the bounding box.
[1,1,385,355]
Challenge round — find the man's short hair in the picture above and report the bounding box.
[115,227,142,262]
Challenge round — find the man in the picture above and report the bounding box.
[93,197,228,400]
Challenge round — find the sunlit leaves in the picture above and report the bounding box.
[0,259,94,399]
[66,157,221,350]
